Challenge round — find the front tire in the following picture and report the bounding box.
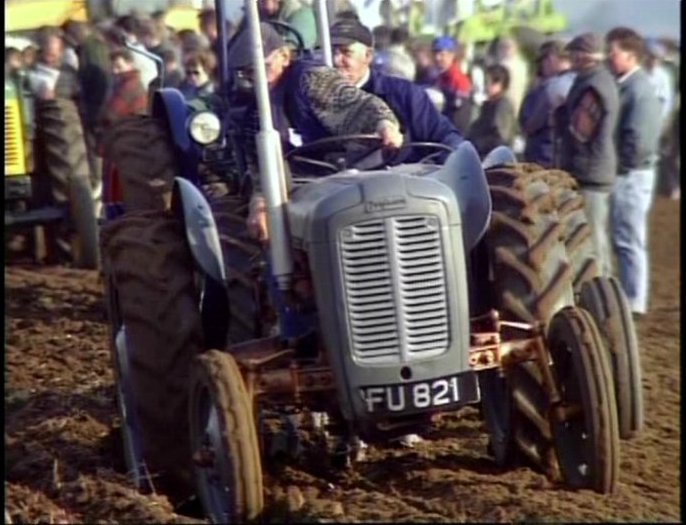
[578,276,643,440]
[548,306,620,493]
[189,350,264,523]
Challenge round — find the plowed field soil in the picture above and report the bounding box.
[5,197,680,523]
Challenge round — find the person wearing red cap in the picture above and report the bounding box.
[432,36,473,134]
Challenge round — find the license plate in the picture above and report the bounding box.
[359,372,477,415]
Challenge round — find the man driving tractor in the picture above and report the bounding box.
[226,22,404,242]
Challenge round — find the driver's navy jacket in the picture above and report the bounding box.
[270,58,398,148]
[242,58,401,191]
[360,67,464,164]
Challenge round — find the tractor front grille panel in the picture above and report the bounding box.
[5,103,21,168]
[340,215,450,364]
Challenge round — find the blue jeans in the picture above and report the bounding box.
[580,189,612,277]
[610,168,657,314]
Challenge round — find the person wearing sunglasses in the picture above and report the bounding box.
[179,50,216,101]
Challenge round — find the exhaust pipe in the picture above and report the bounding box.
[313,0,333,67]
[245,0,294,292]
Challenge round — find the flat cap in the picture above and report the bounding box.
[330,16,373,47]
[536,39,569,61]
[226,22,286,69]
[566,32,604,56]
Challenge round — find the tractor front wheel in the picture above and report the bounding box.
[189,350,264,523]
[578,276,643,440]
[548,306,620,493]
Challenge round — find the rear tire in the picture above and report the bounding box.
[103,116,176,212]
[35,98,99,268]
[189,350,264,523]
[548,306,620,494]
[100,210,202,502]
[578,276,643,440]
[210,195,267,344]
[480,164,574,472]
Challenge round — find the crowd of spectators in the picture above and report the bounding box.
[4,0,680,316]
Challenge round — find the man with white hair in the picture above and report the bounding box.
[330,14,464,165]
[558,32,620,279]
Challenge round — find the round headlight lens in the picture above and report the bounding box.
[189,112,221,145]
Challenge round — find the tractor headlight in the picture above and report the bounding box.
[189,112,221,145]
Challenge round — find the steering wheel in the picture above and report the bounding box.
[285,134,396,174]
[398,141,455,164]
[286,136,456,175]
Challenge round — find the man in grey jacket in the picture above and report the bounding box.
[606,27,662,316]
[559,33,619,278]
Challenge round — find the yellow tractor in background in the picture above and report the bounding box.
[4,0,203,267]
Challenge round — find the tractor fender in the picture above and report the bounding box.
[172,177,227,285]
[151,88,191,152]
[428,141,492,250]
[482,145,517,170]
[151,89,201,184]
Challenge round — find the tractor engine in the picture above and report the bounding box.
[287,167,480,436]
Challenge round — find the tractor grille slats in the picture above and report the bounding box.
[5,104,20,165]
[340,215,450,364]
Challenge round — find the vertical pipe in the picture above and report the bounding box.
[314,0,333,67]
[244,0,294,291]
[215,0,229,96]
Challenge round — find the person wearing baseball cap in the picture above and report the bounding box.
[226,22,403,242]
[556,32,620,280]
[431,35,473,134]
[328,13,464,167]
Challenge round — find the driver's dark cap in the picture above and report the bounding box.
[226,22,286,69]
[330,17,373,48]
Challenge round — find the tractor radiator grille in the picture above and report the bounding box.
[340,215,450,364]
[5,101,23,175]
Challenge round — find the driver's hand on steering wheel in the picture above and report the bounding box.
[376,120,403,149]
[247,195,269,242]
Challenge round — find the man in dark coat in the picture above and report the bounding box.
[558,32,620,279]
[466,64,516,158]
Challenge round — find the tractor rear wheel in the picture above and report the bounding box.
[543,168,599,290]
[102,116,176,212]
[100,210,203,502]
[189,349,264,523]
[35,98,98,268]
[509,164,599,291]
[209,195,267,344]
[548,306,620,493]
[579,276,643,440]
[480,164,574,473]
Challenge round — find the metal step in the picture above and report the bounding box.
[5,206,66,228]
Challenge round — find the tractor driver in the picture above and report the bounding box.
[226,22,404,242]
[329,13,465,162]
